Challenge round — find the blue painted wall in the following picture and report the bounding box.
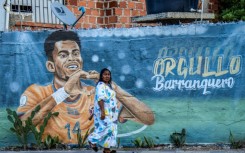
[0,22,245,146]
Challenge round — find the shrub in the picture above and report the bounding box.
[44,135,61,149]
[131,136,155,148]
[170,128,186,148]
[218,0,245,21]
[6,106,41,150]
[229,131,243,149]
[6,106,59,150]
[77,127,94,148]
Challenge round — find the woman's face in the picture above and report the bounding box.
[102,70,111,83]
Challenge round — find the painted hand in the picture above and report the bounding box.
[64,70,88,96]
[87,70,99,82]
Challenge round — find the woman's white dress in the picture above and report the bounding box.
[88,81,119,148]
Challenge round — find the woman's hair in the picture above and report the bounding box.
[98,68,112,84]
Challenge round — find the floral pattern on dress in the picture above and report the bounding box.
[88,81,118,148]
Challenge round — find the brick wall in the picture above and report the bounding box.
[67,0,147,29]
[11,0,219,30]
[208,0,219,13]
[11,0,147,30]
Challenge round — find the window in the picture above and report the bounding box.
[11,0,32,13]
[11,5,32,13]
[10,0,65,24]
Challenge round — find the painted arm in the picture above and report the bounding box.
[112,82,155,125]
[19,70,91,125]
[19,96,57,125]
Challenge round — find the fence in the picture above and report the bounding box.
[10,0,64,24]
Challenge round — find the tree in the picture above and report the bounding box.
[218,0,245,21]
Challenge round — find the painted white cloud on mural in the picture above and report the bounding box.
[78,24,209,38]
[135,79,144,89]
[118,52,126,59]
[195,25,209,35]
[121,65,131,74]
[92,55,99,62]
[114,30,123,37]
[172,26,188,36]
[142,49,148,56]
[10,82,20,92]
[120,75,125,81]
[99,42,104,47]
[147,65,152,71]
[122,29,130,37]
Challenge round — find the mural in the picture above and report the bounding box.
[14,31,154,144]
[0,22,245,146]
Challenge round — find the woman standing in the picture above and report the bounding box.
[88,68,118,153]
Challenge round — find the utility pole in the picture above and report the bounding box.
[3,0,10,31]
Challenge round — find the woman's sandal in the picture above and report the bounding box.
[89,141,98,152]
[103,149,116,153]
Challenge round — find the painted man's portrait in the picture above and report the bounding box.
[16,30,155,144]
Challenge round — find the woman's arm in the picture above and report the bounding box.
[98,100,105,120]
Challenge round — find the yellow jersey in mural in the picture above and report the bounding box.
[17,84,94,144]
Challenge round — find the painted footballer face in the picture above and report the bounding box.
[52,40,83,81]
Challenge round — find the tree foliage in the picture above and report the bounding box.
[219,0,245,21]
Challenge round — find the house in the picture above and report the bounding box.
[0,0,218,31]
